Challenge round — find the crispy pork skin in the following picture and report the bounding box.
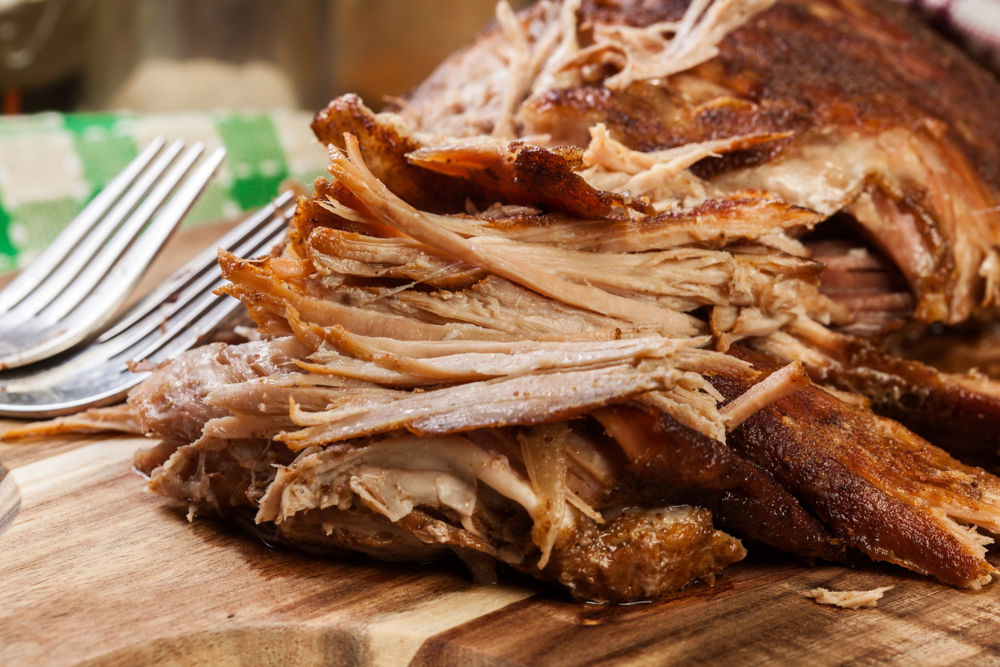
[765,320,1000,469]
[595,405,844,561]
[540,506,746,603]
[713,348,1000,589]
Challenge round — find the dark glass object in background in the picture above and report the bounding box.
[0,0,93,113]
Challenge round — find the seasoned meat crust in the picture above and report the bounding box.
[578,0,1000,182]
[403,0,1000,326]
[712,347,1000,589]
[414,0,1000,190]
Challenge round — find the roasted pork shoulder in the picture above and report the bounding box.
[10,0,1000,602]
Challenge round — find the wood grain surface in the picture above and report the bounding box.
[3,223,1000,666]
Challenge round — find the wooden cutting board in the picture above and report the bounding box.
[4,430,1000,666]
[3,223,1000,666]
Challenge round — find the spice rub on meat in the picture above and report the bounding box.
[10,0,1000,603]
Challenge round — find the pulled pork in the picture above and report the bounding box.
[12,0,1000,603]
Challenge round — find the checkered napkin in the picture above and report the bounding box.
[0,109,327,273]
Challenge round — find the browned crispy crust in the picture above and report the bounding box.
[562,0,1000,192]
[539,506,747,603]
[313,94,651,217]
[713,348,999,588]
[408,142,654,217]
[312,94,469,212]
[800,332,1000,468]
[596,405,845,561]
[400,0,1000,327]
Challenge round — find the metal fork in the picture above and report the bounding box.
[0,191,295,418]
[0,138,226,370]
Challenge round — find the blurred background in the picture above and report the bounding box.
[0,0,533,114]
[0,0,531,273]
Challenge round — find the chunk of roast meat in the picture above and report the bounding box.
[593,405,845,562]
[539,506,746,603]
[8,0,1000,604]
[712,347,1000,589]
[400,0,1000,329]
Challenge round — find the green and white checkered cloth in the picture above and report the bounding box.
[0,109,329,273]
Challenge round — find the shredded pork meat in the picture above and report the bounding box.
[805,586,893,609]
[8,0,1000,604]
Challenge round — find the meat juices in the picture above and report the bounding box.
[14,0,1000,602]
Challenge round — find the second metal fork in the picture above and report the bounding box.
[0,138,226,370]
[0,191,295,418]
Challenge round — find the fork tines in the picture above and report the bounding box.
[0,192,295,418]
[0,138,226,369]
[99,190,296,365]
